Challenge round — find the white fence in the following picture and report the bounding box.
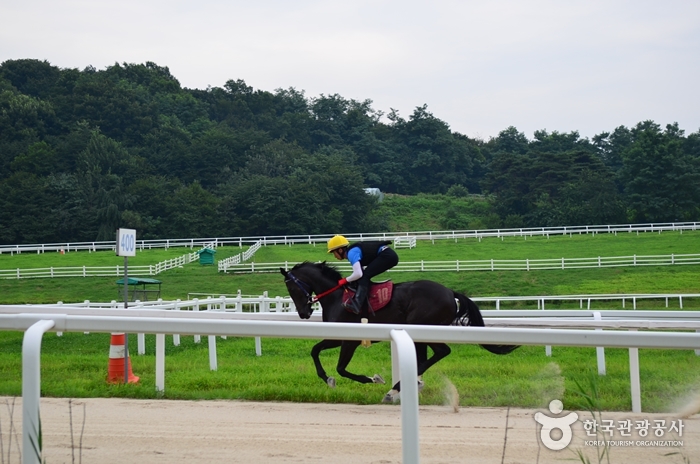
[217,240,262,272]
[4,311,700,464]
[1,221,699,255]
[477,293,700,310]
[0,243,218,280]
[5,294,700,412]
[394,236,417,249]
[221,252,700,273]
[24,292,700,314]
[13,293,698,406]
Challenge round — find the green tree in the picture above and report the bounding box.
[0,90,58,176]
[620,121,700,222]
[388,105,475,194]
[217,140,378,236]
[163,182,221,238]
[76,131,136,240]
[0,59,61,99]
[0,173,56,243]
[10,141,58,175]
[124,176,184,239]
[485,148,621,226]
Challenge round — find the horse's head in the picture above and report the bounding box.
[280,262,342,319]
[281,264,315,319]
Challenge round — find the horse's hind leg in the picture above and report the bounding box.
[383,343,451,403]
[311,339,343,387]
[336,340,385,385]
[417,343,451,377]
[383,342,428,402]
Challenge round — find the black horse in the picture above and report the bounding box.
[281,261,518,402]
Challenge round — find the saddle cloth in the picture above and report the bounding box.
[342,281,394,313]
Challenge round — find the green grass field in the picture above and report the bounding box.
[1,331,697,413]
[2,230,700,305]
[1,229,700,412]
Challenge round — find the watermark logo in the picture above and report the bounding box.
[534,400,686,451]
[534,400,579,450]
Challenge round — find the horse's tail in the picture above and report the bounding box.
[453,292,519,355]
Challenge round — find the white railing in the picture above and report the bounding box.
[218,240,262,272]
[12,292,700,376]
[0,244,217,280]
[5,311,700,464]
[0,238,227,255]
[5,251,700,279]
[2,222,699,255]
[20,292,700,313]
[6,295,700,410]
[222,253,700,274]
[152,242,217,274]
[394,236,417,249]
[0,265,154,279]
[476,293,700,310]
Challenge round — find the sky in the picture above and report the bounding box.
[1,0,699,140]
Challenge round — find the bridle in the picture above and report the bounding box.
[285,271,314,306]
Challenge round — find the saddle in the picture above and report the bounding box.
[342,281,394,314]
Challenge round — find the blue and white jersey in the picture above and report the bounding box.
[347,247,363,266]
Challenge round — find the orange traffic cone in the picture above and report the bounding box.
[107,333,140,384]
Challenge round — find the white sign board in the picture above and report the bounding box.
[116,228,137,257]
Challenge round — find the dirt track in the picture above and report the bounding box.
[1,397,698,463]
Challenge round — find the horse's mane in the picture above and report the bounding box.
[291,261,342,282]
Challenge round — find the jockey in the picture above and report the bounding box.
[327,235,399,314]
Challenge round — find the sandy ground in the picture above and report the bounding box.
[1,396,698,464]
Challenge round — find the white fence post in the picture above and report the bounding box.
[156,333,165,393]
[208,335,218,371]
[390,329,420,464]
[594,312,606,376]
[173,299,181,346]
[629,329,641,413]
[193,298,201,344]
[137,300,146,355]
[22,319,56,464]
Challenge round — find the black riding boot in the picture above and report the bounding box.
[346,284,368,314]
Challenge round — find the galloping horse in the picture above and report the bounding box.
[281,261,518,402]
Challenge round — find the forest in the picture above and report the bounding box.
[1,58,699,244]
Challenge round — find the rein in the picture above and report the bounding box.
[286,271,343,304]
[312,284,343,302]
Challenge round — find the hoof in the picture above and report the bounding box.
[382,389,399,403]
[372,374,385,384]
[327,377,336,388]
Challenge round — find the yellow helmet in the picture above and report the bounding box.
[327,235,349,253]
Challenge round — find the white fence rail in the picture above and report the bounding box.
[1,222,699,255]
[217,240,262,272]
[4,312,700,464]
[21,292,700,313]
[221,253,700,274]
[0,243,218,280]
[393,236,417,249]
[477,293,700,310]
[6,293,700,411]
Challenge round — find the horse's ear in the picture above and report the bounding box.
[280,268,288,277]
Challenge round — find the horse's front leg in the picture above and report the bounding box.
[311,339,343,387]
[336,340,386,385]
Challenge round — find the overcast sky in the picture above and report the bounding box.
[1,0,698,140]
